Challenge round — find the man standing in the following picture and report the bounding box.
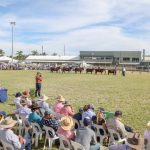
[122,65,126,76]
[35,72,42,97]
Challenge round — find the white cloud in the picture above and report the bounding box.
[4,26,147,56]
[1,0,150,55]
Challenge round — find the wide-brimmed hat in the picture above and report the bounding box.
[126,133,144,149]
[29,103,41,110]
[0,117,17,129]
[56,95,65,102]
[22,91,29,98]
[60,116,75,131]
[39,94,49,101]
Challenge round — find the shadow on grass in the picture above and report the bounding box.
[8,103,15,106]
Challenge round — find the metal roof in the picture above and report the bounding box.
[26,55,80,62]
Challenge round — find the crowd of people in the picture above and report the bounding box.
[0,90,149,150]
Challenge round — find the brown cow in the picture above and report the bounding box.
[86,68,95,74]
[50,66,61,73]
[95,67,106,74]
[61,66,72,73]
[74,67,84,74]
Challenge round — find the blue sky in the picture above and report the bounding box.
[0,0,150,55]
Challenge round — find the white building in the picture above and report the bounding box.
[25,55,80,64]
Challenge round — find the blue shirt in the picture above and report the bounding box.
[28,112,42,126]
[82,109,96,121]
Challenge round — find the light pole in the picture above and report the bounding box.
[10,21,16,63]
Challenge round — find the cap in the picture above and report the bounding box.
[83,117,91,126]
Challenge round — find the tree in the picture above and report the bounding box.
[40,52,48,56]
[15,51,26,60]
[52,52,57,56]
[0,49,5,56]
[31,50,39,55]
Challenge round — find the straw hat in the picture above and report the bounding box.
[56,95,65,102]
[126,133,144,149]
[22,91,29,98]
[60,116,75,131]
[39,94,49,101]
[0,117,17,129]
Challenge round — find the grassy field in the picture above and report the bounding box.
[0,70,150,149]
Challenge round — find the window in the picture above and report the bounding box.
[123,57,130,62]
[96,57,104,60]
[83,57,92,60]
[132,58,139,62]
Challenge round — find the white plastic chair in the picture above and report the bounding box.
[1,139,15,150]
[15,114,25,135]
[92,124,108,144]
[108,129,126,146]
[71,141,85,150]
[43,125,59,150]
[58,134,71,150]
[31,122,45,147]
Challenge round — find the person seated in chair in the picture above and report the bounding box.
[75,117,101,150]
[73,107,83,123]
[60,101,74,117]
[41,110,59,137]
[22,91,32,107]
[92,108,108,134]
[106,110,127,138]
[54,95,65,113]
[14,92,22,109]
[82,104,96,121]
[57,116,75,141]
[28,103,42,127]
[14,99,31,125]
[0,117,31,150]
[37,94,52,112]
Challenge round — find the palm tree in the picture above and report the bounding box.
[0,49,5,56]
[31,50,39,55]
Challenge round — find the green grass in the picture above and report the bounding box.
[0,70,150,149]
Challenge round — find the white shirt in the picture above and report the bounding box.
[0,129,21,149]
[14,97,22,109]
[14,106,31,119]
[37,101,50,111]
